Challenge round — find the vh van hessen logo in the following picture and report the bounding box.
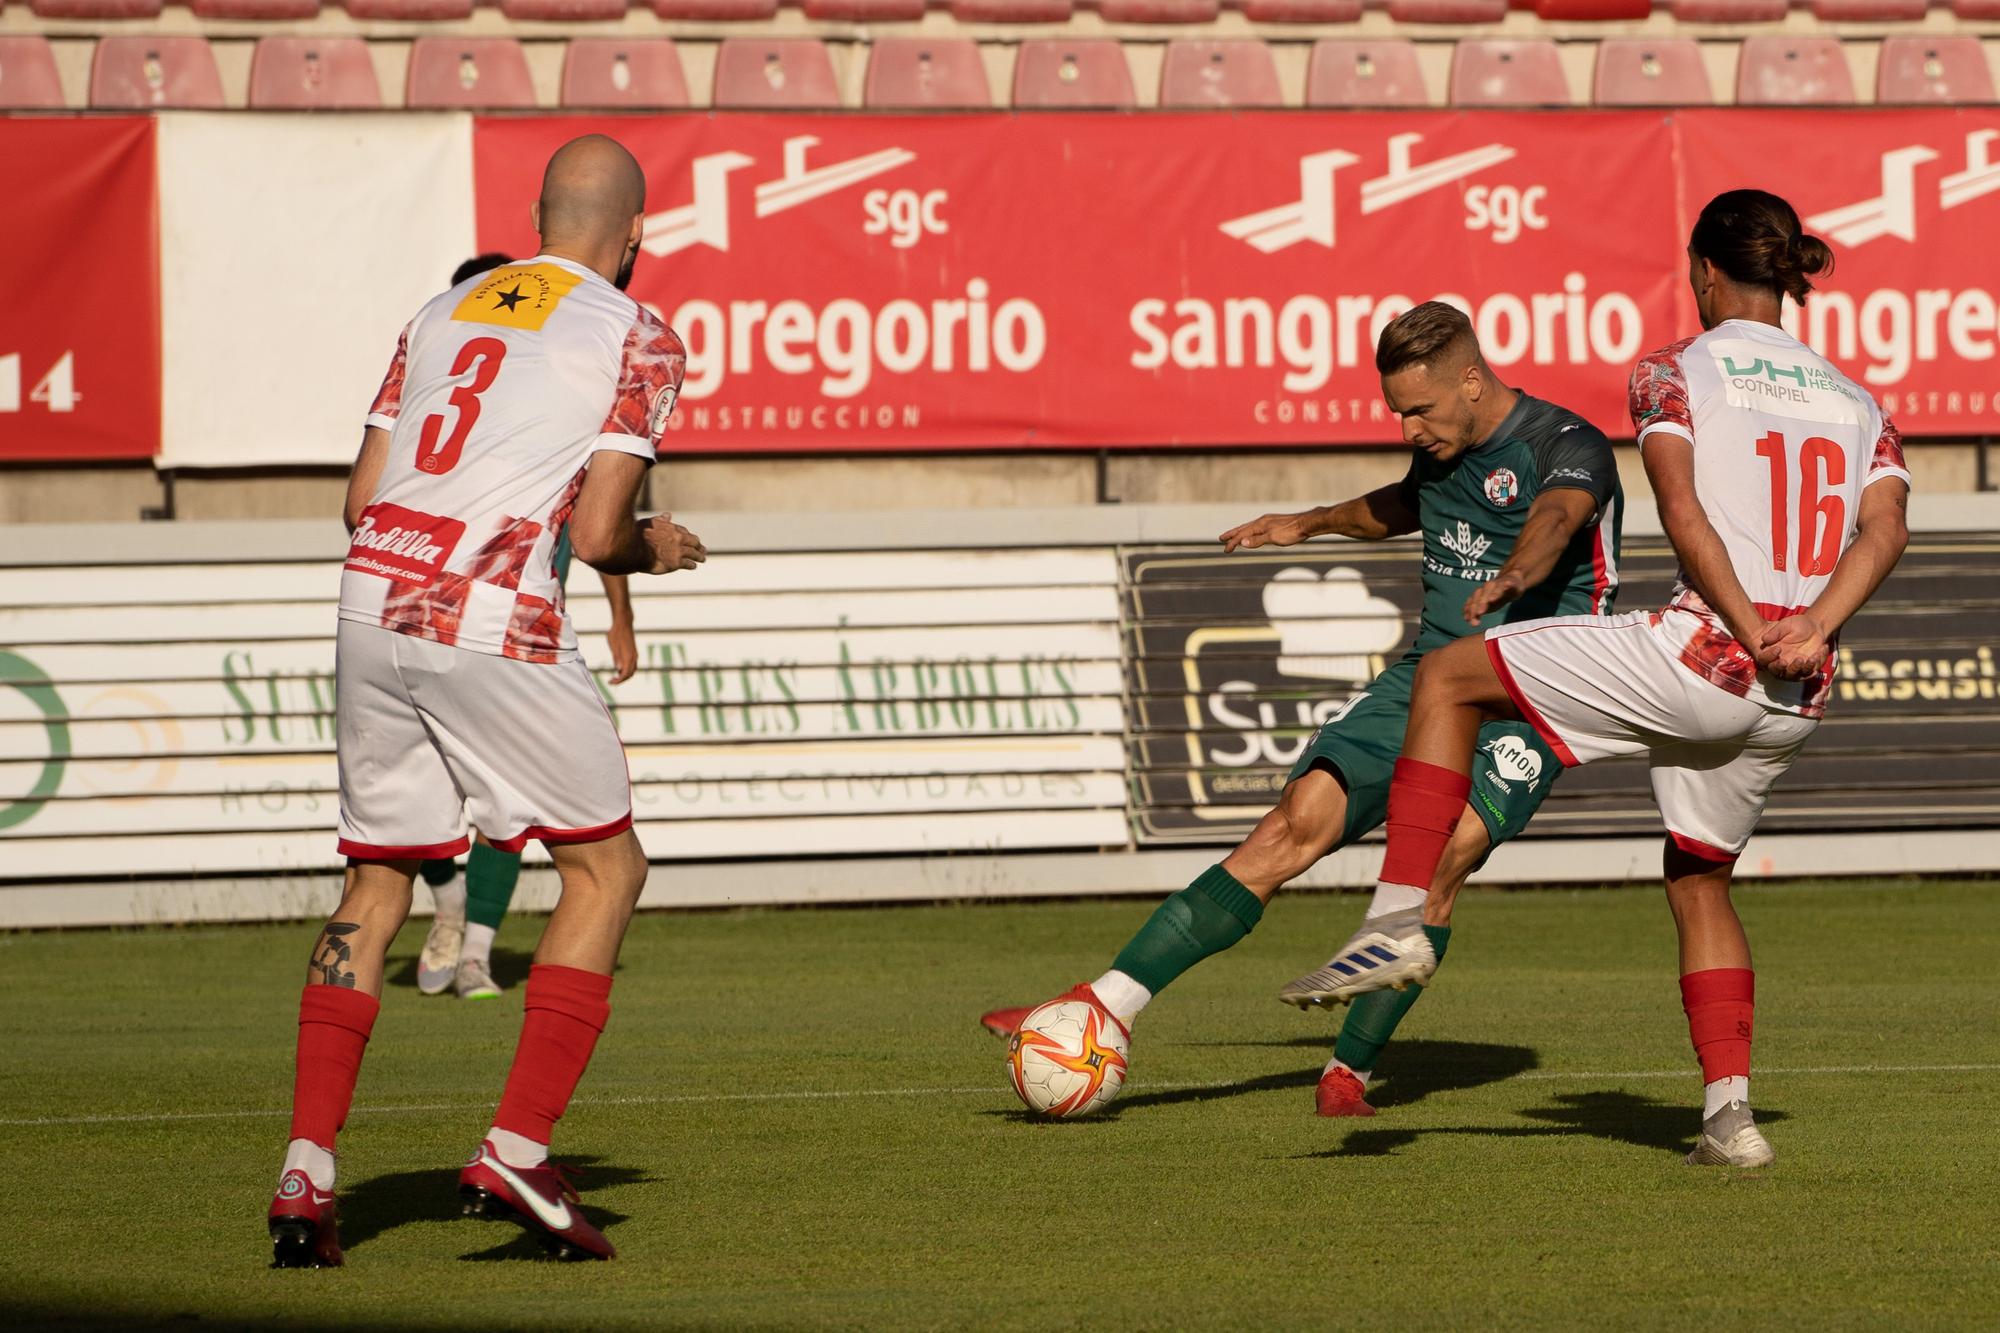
[1189,567,1406,781]
[640,135,1047,429]
[1132,131,1647,427]
[1786,130,2000,410]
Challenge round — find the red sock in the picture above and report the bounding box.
[1680,968,1754,1082]
[1378,758,1473,891]
[493,964,614,1145]
[289,986,380,1150]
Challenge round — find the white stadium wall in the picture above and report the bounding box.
[2,500,1996,927]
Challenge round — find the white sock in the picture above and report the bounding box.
[486,1126,548,1169]
[1323,1054,1370,1090]
[1704,1075,1749,1118]
[461,922,497,967]
[1365,881,1428,919]
[282,1138,335,1191]
[1088,969,1152,1027]
[430,879,466,922]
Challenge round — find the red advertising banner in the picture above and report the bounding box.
[1678,110,2000,436]
[475,113,1680,451]
[0,118,160,462]
[473,111,1999,451]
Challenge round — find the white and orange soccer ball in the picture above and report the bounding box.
[1006,997,1130,1117]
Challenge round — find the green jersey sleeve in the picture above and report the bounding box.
[1531,417,1618,511]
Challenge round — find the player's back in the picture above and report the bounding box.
[341,256,684,663]
[1631,319,1909,714]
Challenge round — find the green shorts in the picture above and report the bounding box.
[1285,652,1561,851]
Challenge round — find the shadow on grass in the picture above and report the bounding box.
[1307,1090,1791,1159]
[339,1157,646,1260]
[385,946,535,995]
[980,1038,1537,1123]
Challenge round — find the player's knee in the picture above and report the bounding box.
[1242,798,1329,879]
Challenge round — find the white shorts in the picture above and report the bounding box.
[335,620,632,859]
[1485,611,1818,861]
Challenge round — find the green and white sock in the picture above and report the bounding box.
[1098,864,1265,1026]
[1331,924,1452,1077]
[459,842,522,966]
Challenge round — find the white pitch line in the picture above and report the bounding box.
[4,1063,1998,1129]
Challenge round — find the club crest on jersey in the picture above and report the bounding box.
[1482,734,1544,793]
[452,262,585,332]
[1483,468,1520,508]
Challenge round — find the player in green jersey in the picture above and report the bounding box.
[990,302,1623,1117]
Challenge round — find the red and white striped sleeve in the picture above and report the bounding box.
[594,310,686,463]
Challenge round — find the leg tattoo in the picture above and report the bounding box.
[310,922,362,988]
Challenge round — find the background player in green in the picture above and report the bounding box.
[413,252,642,1001]
[989,302,1623,1116]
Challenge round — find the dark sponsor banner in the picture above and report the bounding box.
[0,118,159,461]
[1125,536,2000,845]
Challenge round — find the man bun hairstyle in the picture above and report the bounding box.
[1375,300,1478,376]
[1691,189,1834,303]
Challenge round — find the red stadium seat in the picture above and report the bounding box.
[406,38,537,109]
[90,37,224,109]
[32,0,161,15]
[1386,0,1508,21]
[561,39,689,108]
[1593,37,1713,104]
[194,0,319,15]
[1535,0,1649,14]
[806,0,924,15]
[345,0,473,16]
[1306,39,1428,107]
[1243,0,1362,17]
[650,0,779,14]
[249,37,382,108]
[1811,0,1925,16]
[1450,39,1569,106]
[713,38,840,108]
[1669,0,1784,20]
[1876,35,1995,105]
[953,0,1073,16]
[864,38,991,108]
[33,0,160,14]
[1735,36,1855,106]
[1100,0,1221,20]
[502,0,627,18]
[1160,40,1282,107]
[1951,0,2000,16]
[0,36,64,110]
[1011,38,1135,107]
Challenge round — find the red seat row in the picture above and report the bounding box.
[7,0,1998,19]
[1,33,1992,109]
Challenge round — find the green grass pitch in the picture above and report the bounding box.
[2,878,1997,1330]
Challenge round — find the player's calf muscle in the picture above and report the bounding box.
[1224,776,1345,897]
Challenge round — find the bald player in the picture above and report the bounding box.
[268,136,698,1267]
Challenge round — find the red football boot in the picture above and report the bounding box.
[979,1004,1032,1036]
[1315,1066,1377,1118]
[458,1140,615,1261]
[268,1169,344,1268]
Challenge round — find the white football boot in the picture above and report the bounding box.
[455,958,503,1000]
[1278,907,1437,1008]
[1685,1101,1775,1168]
[416,900,466,996]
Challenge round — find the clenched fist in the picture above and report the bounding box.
[643,513,707,575]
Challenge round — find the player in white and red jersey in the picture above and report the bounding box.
[1281,189,1912,1168]
[269,135,703,1268]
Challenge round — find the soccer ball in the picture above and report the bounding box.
[1006,998,1129,1117]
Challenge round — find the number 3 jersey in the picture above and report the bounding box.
[1629,318,1910,718]
[339,255,686,664]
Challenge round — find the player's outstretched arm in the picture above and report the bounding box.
[1461,487,1598,623]
[1643,435,1768,649]
[570,453,707,575]
[1220,482,1418,552]
[341,427,391,534]
[1760,478,1909,679]
[599,573,638,684]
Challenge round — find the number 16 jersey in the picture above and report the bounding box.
[338,254,686,664]
[1628,318,1909,718]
